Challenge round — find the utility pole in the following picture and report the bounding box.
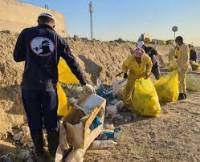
[89,1,94,40]
[172,26,178,39]
[45,4,49,10]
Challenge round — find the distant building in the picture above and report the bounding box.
[0,0,68,37]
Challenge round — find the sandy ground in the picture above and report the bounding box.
[0,92,199,162]
[85,92,200,162]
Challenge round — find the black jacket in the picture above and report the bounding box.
[143,46,158,60]
[190,49,197,62]
[13,24,86,90]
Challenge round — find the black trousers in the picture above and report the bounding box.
[21,88,58,134]
[152,64,160,80]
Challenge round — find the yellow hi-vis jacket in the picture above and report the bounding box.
[175,44,189,71]
[122,54,152,79]
[122,54,152,105]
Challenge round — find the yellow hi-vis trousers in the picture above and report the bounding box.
[178,68,188,94]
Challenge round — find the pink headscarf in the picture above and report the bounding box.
[134,47,144,58]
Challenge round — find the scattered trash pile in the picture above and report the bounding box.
[0,125,35,162]
[55,84,128,162]
[56,93,106,162]
[0,83,130,162]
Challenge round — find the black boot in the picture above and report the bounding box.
[183,93,187,99]
[47,130,59,162]
[178,93,185,100]
[31,131,45,162]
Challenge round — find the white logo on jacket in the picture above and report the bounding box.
[30,37,55,56]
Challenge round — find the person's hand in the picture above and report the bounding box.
[84,84,96,94]
[124,73,128,79]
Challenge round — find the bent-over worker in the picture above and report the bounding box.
[122,47,153,105]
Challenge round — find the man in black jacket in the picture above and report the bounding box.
[189,44,197,62]
[13,13,93,161]
[137,41,161,80]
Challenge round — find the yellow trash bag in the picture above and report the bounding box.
[57,59,80,116]
[155,71,179,103]
[190,61,200,71]
[57,83,73,117]
[58,58,80,84]
[130,78,161,117]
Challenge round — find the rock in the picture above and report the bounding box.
[13,132,23,142]
[21,125,29,135]
[27,142,34,148]
[0,155,12,162]
[26,157,34,162]
[18,149,30,160]
[64,148,85,162]
[0,153,15,162]
[21,125,30,143]
[114,114,123,120]
[110,99,119,105]
[124,115,132,122]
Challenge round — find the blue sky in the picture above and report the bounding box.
[22,0,200,45]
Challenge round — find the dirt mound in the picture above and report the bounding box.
[0,31,24,139]
[66,38,134,84]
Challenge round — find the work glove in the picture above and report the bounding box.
[84,84,96,94]
[123,73,128,79]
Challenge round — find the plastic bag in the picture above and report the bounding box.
[57,59,80,116]
[190,61,200,71]
[155,71,179,103]
[130,78,161,117]
[58,58,80,84]
[57,83,73,117]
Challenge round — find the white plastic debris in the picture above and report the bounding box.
[69,97,78,105]
[73,86,84,94]
[90,140,117,150]
[106,105,118,116]
[104,124,115,130]
[80,94,105,114]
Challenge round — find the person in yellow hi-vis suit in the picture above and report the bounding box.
[175,36,189,100]
[122,47,153,105]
